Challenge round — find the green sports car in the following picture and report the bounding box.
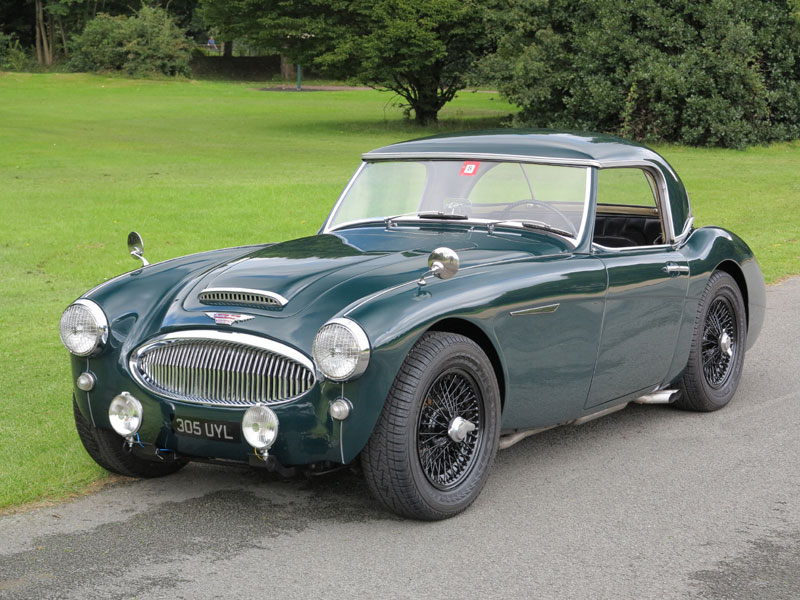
[59,130,765,520]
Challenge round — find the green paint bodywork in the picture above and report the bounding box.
[67,131,766,470]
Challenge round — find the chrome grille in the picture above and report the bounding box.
[130,332,315,407]
[198,288,286,310]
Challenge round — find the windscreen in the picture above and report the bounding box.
[327,159,591,238]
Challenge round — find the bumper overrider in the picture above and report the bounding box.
[62,299,370,472]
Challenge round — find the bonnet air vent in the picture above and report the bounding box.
[198,288,288,310]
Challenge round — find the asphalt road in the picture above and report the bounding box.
[2,277,798,600]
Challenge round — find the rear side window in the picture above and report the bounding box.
[597,168,657,208]
[593,168,665,248]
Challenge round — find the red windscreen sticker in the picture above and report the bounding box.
[459,161,480,176]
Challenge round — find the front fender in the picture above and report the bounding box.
[331,260,551,462]
[83,245,263,359]
[330,257,588,458]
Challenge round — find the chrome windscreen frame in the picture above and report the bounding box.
[320,161,366,233]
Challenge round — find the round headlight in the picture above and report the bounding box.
[59,299,109,356]
[242,405,279,450]
[312,318,370,381]
[108,392,143,437]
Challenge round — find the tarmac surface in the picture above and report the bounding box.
[1,277,798,599]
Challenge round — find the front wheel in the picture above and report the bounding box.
[361,332,501,520]
[73,397,187,478]
[675,271,747,412]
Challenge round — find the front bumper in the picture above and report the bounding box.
[71,355,348,466]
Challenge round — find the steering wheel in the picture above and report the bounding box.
[499,199,577,236]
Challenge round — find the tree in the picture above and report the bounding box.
[200,0,491,124]
[478,0,800,148]
[68,5,191,76]
[9,0,201,66]
[27,0,130,65]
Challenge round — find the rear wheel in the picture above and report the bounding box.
[361,332,501,520]
[73,396,187,478]
[675,271,747,411]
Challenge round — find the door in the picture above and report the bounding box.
[585,166,689,408]
[495,255,608,429]
[585,248,689,408]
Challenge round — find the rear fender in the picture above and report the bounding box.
[665,227,765,383]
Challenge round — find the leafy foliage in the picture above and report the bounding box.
[480,0,800,148]
[68,5,191,76]
[200,0,491,124]
[322,1,492,125]
[0,1,204,64]
[0,31,30,70]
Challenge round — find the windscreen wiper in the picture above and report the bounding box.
[418,211,469,220]
[487,219,575,238]
[385,211,469,228]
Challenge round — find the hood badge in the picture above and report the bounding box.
[205,312,255,326]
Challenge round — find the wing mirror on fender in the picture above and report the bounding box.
[127,231,150,267]
[418,247,459,286]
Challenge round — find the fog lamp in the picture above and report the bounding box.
[242,405,279,450]
[108,392,143,437]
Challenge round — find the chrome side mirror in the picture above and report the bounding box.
[127,231,149,266]
[418,247,459,286]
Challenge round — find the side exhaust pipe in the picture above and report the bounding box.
[499,389,679,450]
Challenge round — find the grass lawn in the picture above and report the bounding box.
[0,72,798,511]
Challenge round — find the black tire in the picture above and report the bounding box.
[361,332,501,520]
[675,271,747,412]
[73,396,187,478]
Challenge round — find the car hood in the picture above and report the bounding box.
[177,227,570,319]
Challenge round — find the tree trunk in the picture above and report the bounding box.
[47,12,55,63]
[34,0,53,65]
[223,41,233,57]
[412,87,441,125]
[58,17,69,57]
[280,54,296,80]
[413,107,439,125]
[35,5,43,65]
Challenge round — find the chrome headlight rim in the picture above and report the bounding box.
[312,317,371,382]
[59,299,109,357]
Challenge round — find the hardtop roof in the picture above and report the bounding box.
[362,129,691,238]
[365,129,662,165]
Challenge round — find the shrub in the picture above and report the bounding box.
[0,32,29,71]
[480,0,800,148]
[69,6,190,77]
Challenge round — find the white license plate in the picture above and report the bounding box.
[171,416,241,443]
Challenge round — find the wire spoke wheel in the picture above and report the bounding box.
[701,297,737,388]
[361,332,500,520]
[417,369,483,490]
[677,270,747,412]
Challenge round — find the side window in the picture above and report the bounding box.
[594,168,665,248]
